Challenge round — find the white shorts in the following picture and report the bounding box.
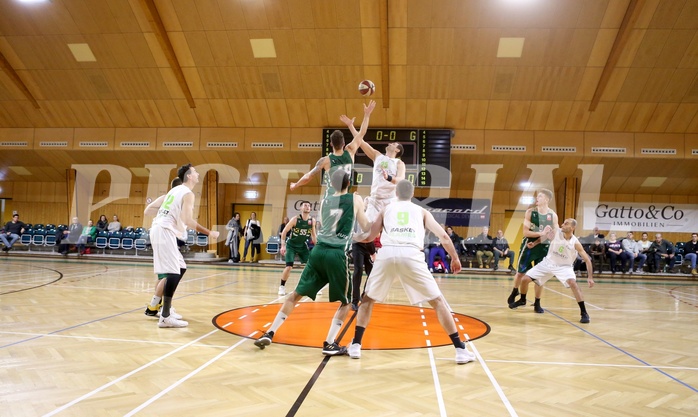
[151,225,186,275]
[526,258,575,288]
[353,195,396,242]
[364,246,442,305]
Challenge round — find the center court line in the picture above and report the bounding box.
[545,309,698,393]
[425,340,448,417]
[124,330,254,416]
[42,327,225,417]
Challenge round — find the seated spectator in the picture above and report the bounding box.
[96,214,108,233]
[638,232,653,272]
[1,213,26,252]
[475,226,494,268]
[684,233,698,276]
[278,216,289,237]
[427,226,450,273]
[649,233,675,273]
[589,238,605,273]
[59,217,83,256]
[108,215,121,233]
[622,231,646,274]
[491,229,515,272]
[605,233,629,273]
[77,220,97,255]
[584,227,605,242]
[445,226,463,254]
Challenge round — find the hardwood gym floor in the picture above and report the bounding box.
[1,256,696,417]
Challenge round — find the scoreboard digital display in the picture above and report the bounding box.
[322,128,452,188]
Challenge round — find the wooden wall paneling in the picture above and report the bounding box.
[606,102,637,131]
[226,99,251,127]
[246,99,271,127]
[584,101,614,130]
[484,101,509,130]
[504,101,531,130]
[534,131,584,155]
[524,101,552,130]
[665,103,698,133]
[616,67,651,102]
[464,66,495,100]
[443,99,468,129]
[638,68,674,101]
[156,127,200,150]
[191,99,217,126]
[404,99,427,126]
[284,99,310,128]
[465,100,489,129]
[584,131,634,156]
[208,99,236,126]
[115,127,156,150]
[266,99,291,127]
[290,127,321,151]
[645,102,679,132]
[545,101,573,130]
[74,128,115,150]
[425,99,448,127]
[661,68,698,102]
[564,101,593,130]
[483,130,534,155]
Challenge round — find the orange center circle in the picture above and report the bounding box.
[213,302,490,349]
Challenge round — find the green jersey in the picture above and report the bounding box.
[323,150,353,195]
[520,209,556,254]
[317,193,354,250]
[286,215,313,248]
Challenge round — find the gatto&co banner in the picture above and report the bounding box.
[583,202,698,233]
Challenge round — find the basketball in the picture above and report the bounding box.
[358,79,375,96]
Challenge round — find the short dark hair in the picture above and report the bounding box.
[171,177,182,188]
[12,213,18,218]
[395,143,404,158]
[330,130,345,150]
[330,169,350,192]
[177,164,193,183]
[300,200,311,206]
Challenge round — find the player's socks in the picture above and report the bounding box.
[449,332,465,349]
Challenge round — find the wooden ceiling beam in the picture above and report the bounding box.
[138,0,196,108]
[0,50,40,109]
[589,0,641,112]
[379,0,390,108]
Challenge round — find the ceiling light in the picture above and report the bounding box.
[17,0,51,4]
[250,39,277,58]
[520,196,535,205]
[497,38,525,58]
[244,190,259,199]
[68,43,96,62]
[640,177,666,187]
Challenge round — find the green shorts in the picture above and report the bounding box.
[285,243,310,266]
[295,243,351,303]
[516,244,548,274]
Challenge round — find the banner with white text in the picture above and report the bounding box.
[583,202,698,233]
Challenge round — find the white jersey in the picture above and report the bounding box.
[152,184,192,235]
[371,154,399,199]
[545,229,580,266]
[380,200,425,250]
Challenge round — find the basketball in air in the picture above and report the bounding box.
[358,80,375,96]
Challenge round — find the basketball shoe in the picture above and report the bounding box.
[348,342,361,359]
[455,346,476,364]
[254,331,274,349]
[158,315,188,328]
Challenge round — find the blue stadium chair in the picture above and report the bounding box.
[95,231,109,254]
[20,230,33,247]
[44,229,58,250]
[121,231,135,252]
[196,233,208,247]
[31,229,46,248]
[266,236,281,260]
[134,236,148,255]
[108,231,122,252]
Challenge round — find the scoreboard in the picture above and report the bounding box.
[322,128,452,188]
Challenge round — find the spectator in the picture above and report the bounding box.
[77,220,97,255]
[638,232,653,272]
[492,229,516,272]
[108,215,121,233]
[96,214,108,233]
[225,212,243,263]
[649,233,675,273]
[427,226,450,273]
[446,226,463,254]
[59,217,83,256]
[605,233,628,274]
[684,233,698,276]
[278,216,289,237]
[585,227,605,242]
[1,213,26,252]
[475,226,494,268]
[242,212,261,262]
[622,231,646,274]
[589,238,606,273]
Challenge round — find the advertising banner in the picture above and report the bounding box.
[583,202,698,233]
[414,198,491,227]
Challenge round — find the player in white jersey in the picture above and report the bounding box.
[348,180,476,365]
[518,218,595,323]
[144,164,220,328]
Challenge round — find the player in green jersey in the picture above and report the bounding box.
[290,101,375,194]
[506,188,558,309]
[277,200,317,295]
[255,169,371,356]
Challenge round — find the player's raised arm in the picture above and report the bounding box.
[290,156,329,191]
[345,100,376,156]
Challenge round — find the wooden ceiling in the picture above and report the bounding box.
[0,0,696,196]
